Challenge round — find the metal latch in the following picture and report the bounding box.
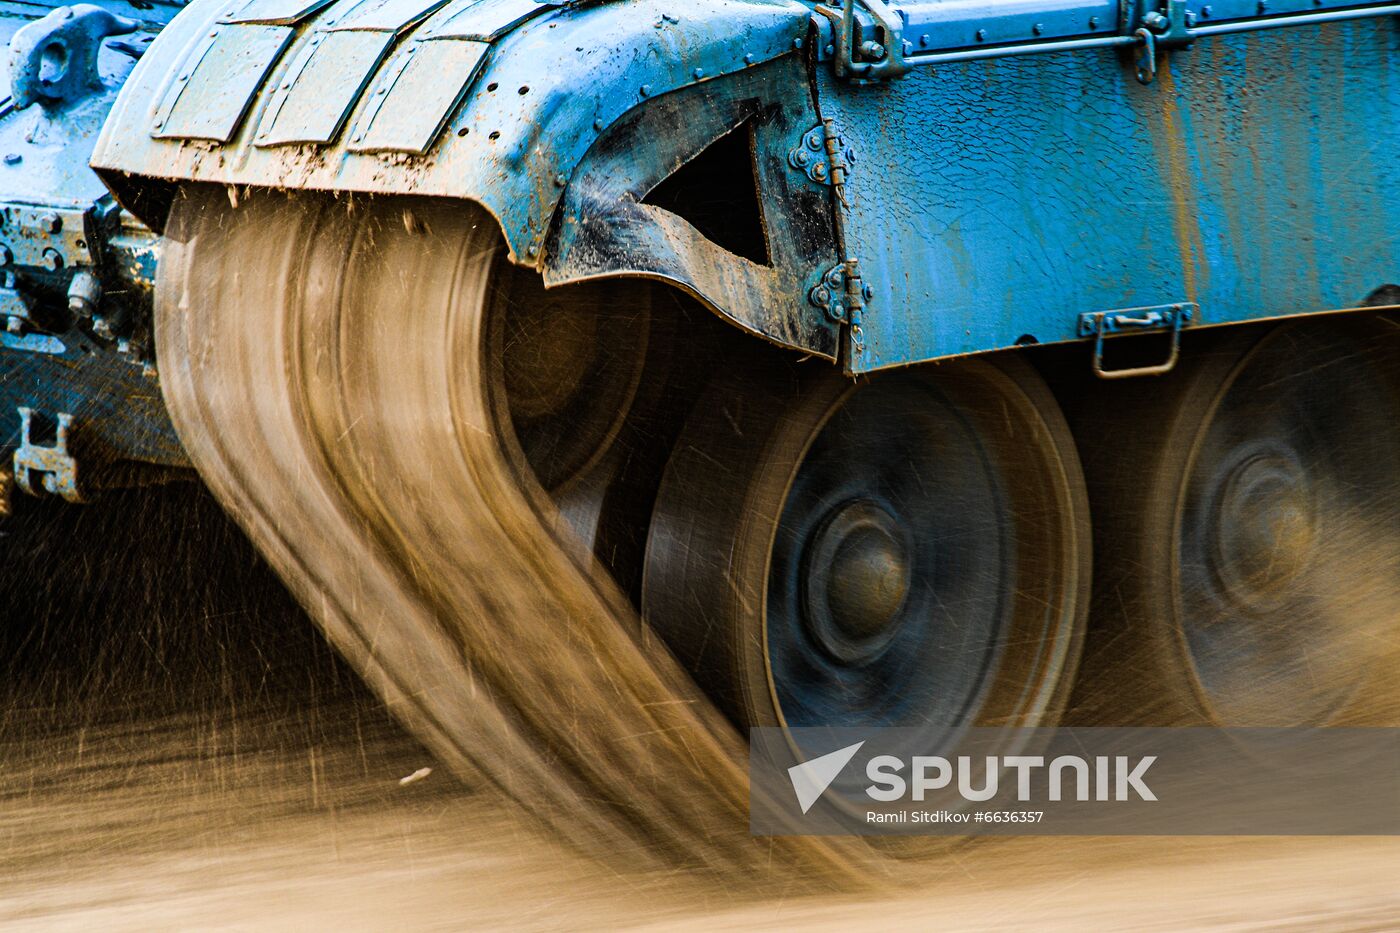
[13,408,83,502]
[1078,302,1196,379]
[816,0,910,81]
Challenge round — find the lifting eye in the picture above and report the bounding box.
[39,40,69,86]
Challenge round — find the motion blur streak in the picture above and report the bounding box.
[151,187,867,881]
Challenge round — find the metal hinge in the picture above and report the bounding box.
[13,408,83,502]
[1079,302,1197,379]
[789,119,856,206]
[810,258,872,353]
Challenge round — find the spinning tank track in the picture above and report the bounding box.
[153,187,868,881]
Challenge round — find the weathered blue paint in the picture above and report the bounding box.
[0,0,1397,481]
[91,0,814,263]
[815,17,1400,371]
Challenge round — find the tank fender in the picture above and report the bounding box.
[91,1,811,250]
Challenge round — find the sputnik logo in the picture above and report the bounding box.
[787,741,865,814]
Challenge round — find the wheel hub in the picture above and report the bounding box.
[1210,447,1316,609]
[802,500,912,664]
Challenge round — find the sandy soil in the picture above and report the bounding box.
[4,696,1400,932]
[2,487,1399,931]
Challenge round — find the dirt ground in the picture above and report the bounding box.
[2,485,1399,931]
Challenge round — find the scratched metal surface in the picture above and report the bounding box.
[817,19,1400,372]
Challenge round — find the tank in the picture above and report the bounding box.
[4,0,1400,876]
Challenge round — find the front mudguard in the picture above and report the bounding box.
[91,0,842,358]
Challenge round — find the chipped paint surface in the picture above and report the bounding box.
[89,1,1400,371]
[817,19,1400,371]
[92,0,812,260]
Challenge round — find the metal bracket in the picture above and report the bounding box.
[824,0,910,81]
[789,120,856,206]
[1078,302,1197,379]
[13,408,83,502]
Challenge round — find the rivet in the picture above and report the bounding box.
[920,33,930,47]
[593,118,605,130]
[743,52,754,64]
[1089,15,1100,28]
[527,244,538,257]
[640,84,651,96]
[975,29,987,41]
[825,43,835,55]
[693,67,704,78]
[793,36,804,50]
[2,153,19,165]
[1202,4,1213,15]
[1032,22,1044,35]
[554,173,566,186]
